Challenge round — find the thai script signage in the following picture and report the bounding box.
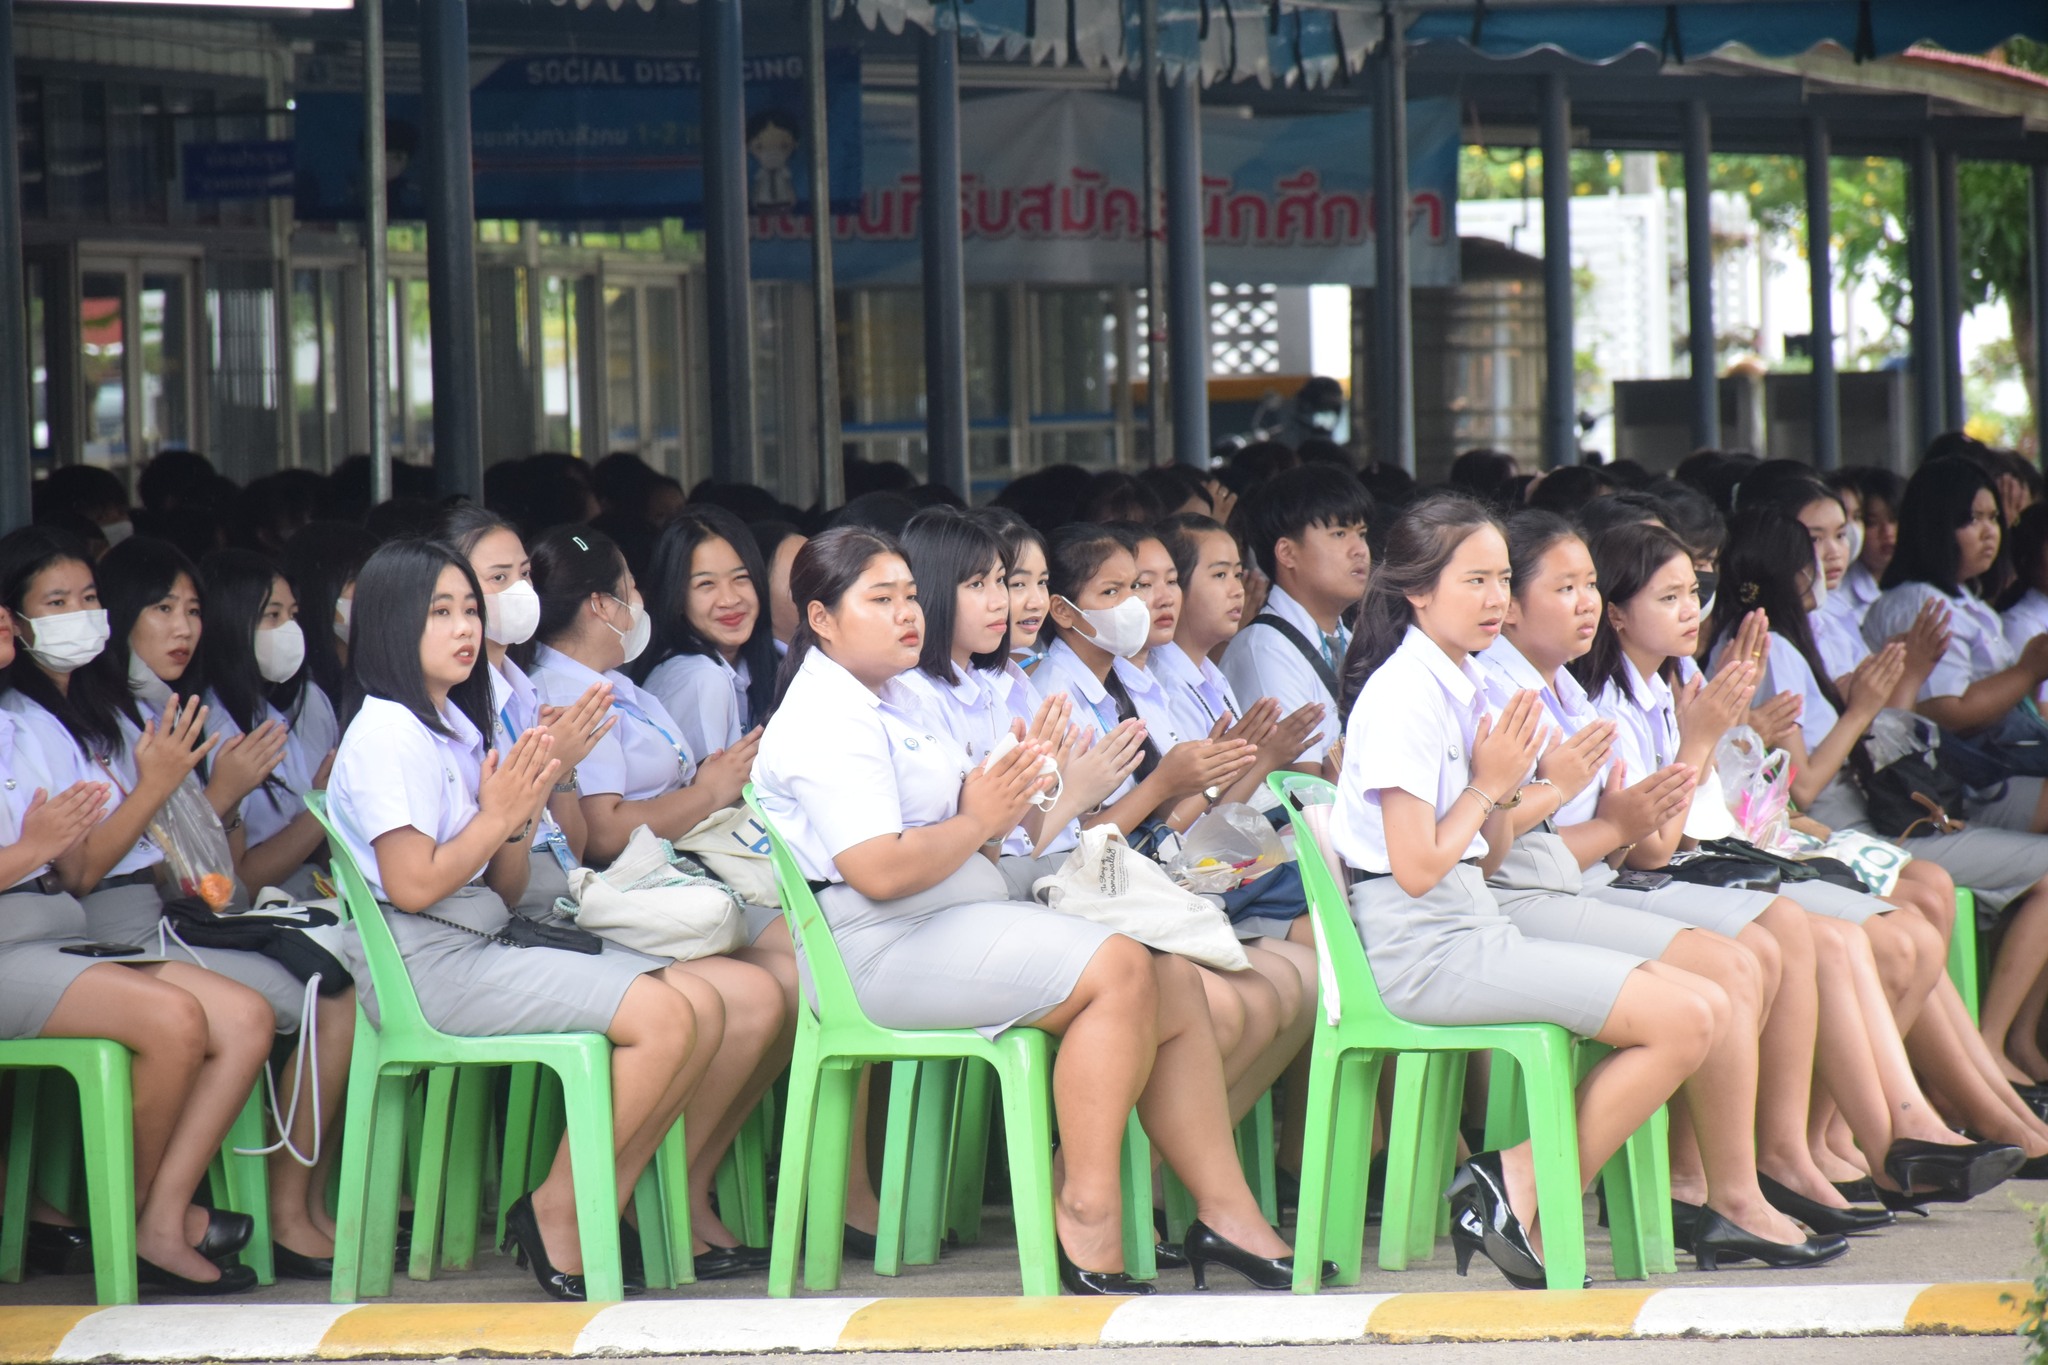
[292,50,861,224]
[182,140,294,201]
[750,88,1458,287]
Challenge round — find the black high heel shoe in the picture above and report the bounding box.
[1670,1200,1751,1265]
[194,1209,254,1263]
[25,1221,91,1277]
[1832,1178,1880,1205]
[138,1256,258,1296]
[1874,1186,1933,1217]
[1881,1138,2025,1203]
[502,1193,585,1302]
[1445,1151,1545,1291]
[1690,1208,1848,1273]
[1755,1173,1894,1235]
[1180,1220,1335,1291]
[1056,1243,1154,1296]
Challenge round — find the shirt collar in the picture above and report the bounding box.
[533,642,608,693]
[1620,653,1671,714]
[798,644,887,711]
[1845,561,1881,604]
[1401,625,1482,706]
[1042,638,1110,706]
[1112,655,1166,700]
[1265,585,1334,641]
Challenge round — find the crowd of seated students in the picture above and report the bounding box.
[2,432,2045,1301]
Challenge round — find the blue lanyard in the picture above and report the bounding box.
[498,701,577,871]
[611,695,691,774]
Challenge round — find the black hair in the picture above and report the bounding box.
[1707,507,1840,713]
[137,450,219,515]
[1137,465,1213,518]
[989,464,1095,538]
[828,491,918,537]
[966,505,1040,577]
[745,108,800,143]
[1079,471,1165,526]
[437,500,519,562]
[34,465,127,524]
[1222,440,1299,495]
[750,519,805,567]
[637,504,780,722]
[901,509,1009,680]
[283,521,379,705]
[1572,521,1697,702]
[772,526,906,713]
[1448,449,1520,507]
[524,524,632,667]
[2003,502,2048,605]
[1653,479,1728,564]
[1745,475,1843,528]
[342,539,493,740]
[1840,466,1904,521]
[1883,458,2001,596]
[1045,522,1139,613]
[97,535,204,722]
[1157,512,1232,588]
[198,550,309,786]
[1574,491,1668,543]
[1236,464,1374,580]
[0,527,133,758]
[1526,464,1612,518]
[1337,493,1501,715]
[1502,510,1584,604]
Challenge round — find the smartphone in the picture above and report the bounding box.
[59,942,145,958]
[1610,869,1673,892]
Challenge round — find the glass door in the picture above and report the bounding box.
[74,255,198,482]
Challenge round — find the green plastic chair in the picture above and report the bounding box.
[308,791,658,1303]
[0,1040,137,1304]
[745,788,1152,1297]
[1269,772,1670,1292]
[1951,888,1980,1024]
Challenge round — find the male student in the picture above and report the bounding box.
[1223,464,1373,777]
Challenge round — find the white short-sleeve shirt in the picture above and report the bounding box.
[203,682,339,848]
[1031,638,1140,806]
[899,662,1077,860]
[1589,654,1680,785]
[1841,561,1882,626]
[752,646,970,884]
[0,707,68,887]
[3,695,163,876]
[1476,635,1606,827]
[1221,585,1346,763]
[1863,581,2012,702]
[1709,633,1838,752]
[1148,641,1240,742]
[642,651,751,760]
[1810,598,1871,684]
[329,695,488,901]
[1330,626,1491,875]
[1112,656,1193,752]
[2004,588,2048,657]
[531,644,698,800]
[486,659,564,855]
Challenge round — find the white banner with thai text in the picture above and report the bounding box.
[750,88,1459,288]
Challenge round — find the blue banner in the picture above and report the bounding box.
[294,49,860,223]
[183,140,294,201]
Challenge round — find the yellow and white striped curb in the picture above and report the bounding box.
[0,1283,2024,1360]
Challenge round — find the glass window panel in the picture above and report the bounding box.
[1033,288,1117,417]
[840,290,923,428]
[106,84,169,225]
[540,274,582,454]
[406,278,434,455]
[44,80,106,223]
[966,288,1009,423]
[606,286,639,449]
[19,79,45,220]
[28,263,47,454]
[386,277,405,453]
[80,272,126,467]
[140,271,191,455]
[645,285,683,464]
[204,260,273,482]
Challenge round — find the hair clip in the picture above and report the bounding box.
[572,536,590,552]
[1738,582,1760,605]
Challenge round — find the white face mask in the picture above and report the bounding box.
[606,596,651,664]
[25,608,109,674]
[127,647,172,711]
[333,595,352,643]
[1808,546,1830,615]
[1058,593,1151,659]
[255,620,306,683]
[986,729,1062,812]
[1845,518,1866,566]
[485,579,541,646]
[101,519,134,547]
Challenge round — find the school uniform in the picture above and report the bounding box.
[328,694,662,1036]
[642,651,752,762]
[754,647,1117,1039]
[1221,585,1345,765]
[5,693,309,1030]
[1840,561,1882,628]
[1741,634,2048,915]
[0,708,164,1039]
[1150,642,1285,818]
[486,659,578,921]
[1032,638,1140,808]
[1329,626,1647,1037]
[1809,603,1871,686]
[202,682,339,902]
[2005,590,2048,705]
[1864,580,2047,833]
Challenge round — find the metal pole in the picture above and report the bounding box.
[1805,116,1839,469]
[1938,147,1966,433]
[1683,100,1720,451]
[420,0,481,501]
[1909,134,1944,452]
[1373,11,1414,474]
[918,24,970,497]
[1164,70,1209,469]
[0,0,32,532]
[1540,74,1576,468]
[701,0,757,484]
[2033,164,2048,466]
[805,0,842,509]
[1140,0,1167,464]
[362,0,391,502]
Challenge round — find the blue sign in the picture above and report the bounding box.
[294,50,861,223]
[183,140,294,201]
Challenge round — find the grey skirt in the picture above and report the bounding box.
[341,884,668,1037]
[1780,877,1885,924]
[508,852,575,921]
[84,879,305,1033]
[1581,861,1777,938]
[1901,824,2048,913]
[1964,776,2046,834]
[814,858,1117,1039]
[1349,860,1644,1038]
[0,889,164,1038]
[1489,834,1688,963]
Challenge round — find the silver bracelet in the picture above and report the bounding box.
[1461,784,1497,814]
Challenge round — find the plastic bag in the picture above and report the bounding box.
[1163,803,1290,894]
[1712,726,1798,853]
[149,773,238,910]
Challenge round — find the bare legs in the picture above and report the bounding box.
[267,990,357,1259]
[663,954,786,1254]
[1977,882,2048,1082]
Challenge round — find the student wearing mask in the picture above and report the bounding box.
[1222,466,1373,777]
[756,526,1307,1293]
[522,524,790,1273]
[282,522,377,708]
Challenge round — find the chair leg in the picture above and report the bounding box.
[872,1061,919,1277]
[655,1115,694,1286]
[552,1054,622,1303]
[731,1100,771,1247]
[496,1063,540,1250]
[1239,1090,1279,1225]
[1483,1050,1528,1149]
[1415,1052,1465,1253]
[1288,1039,1341,1293]
[1120,1114,1156,1282]
[1,1071,40,1285]
[212,1086,274,1285]
[1324,1051,1381,1289]
[904,1059,957,1266]
[803,1064,859,1292]
[357,1071,411,1300]
[1517,1036,1589,1291]
[768,1034,822,1299]
[945,1059,993,1246]
[439,1066,492,1270]
[406,1068,456,1282]
[327,1041,385,1305]
[71,1051,138,1306]
[993,1040,1059,1297]
[1376,1053,1430,1271]
[1162,1167,1195,1243]
[1951,889,1981,1025]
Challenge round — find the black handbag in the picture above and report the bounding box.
[1662,851,1782,893]
[1850,710,1969,841]
[1694,838,1868,893]
[159,897,356,993]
